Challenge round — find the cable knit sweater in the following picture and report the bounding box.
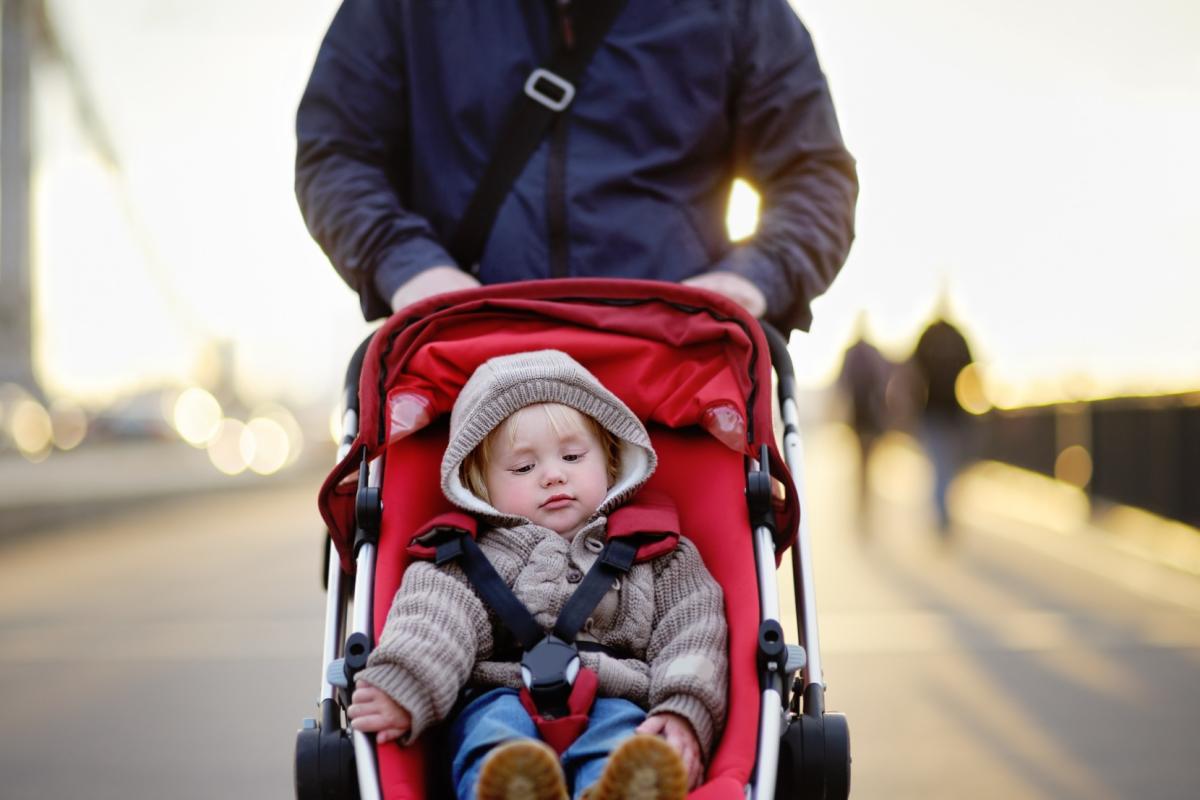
[360,515,727,757]
[360,350,728,758]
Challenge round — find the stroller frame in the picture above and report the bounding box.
[296,281,850,800]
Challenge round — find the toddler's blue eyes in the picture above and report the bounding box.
[510,464,533,474]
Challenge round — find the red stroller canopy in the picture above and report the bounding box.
[319,278,798,572]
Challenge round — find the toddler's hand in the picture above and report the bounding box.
[636,712,703,789]
[347,679,412,745]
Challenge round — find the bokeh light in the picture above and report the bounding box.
[241,417,290,475]
[207,418,249,475]
[252,403,304,467]
[726,179,760,242]
[955,364,992,415]
[173,387,223,446]
[49,401,88,450]
[1054,444,1094,489]
[11,399,53,461]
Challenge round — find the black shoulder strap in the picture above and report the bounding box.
[435,530,638,652]
[447,0,630,270]
[437,532,543,650]
[553,538,638,643]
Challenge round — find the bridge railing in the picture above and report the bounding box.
[974,393,1200,528]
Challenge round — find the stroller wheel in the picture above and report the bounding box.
[775,711,851,800]
[295,700,359,799]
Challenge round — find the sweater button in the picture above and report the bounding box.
[567,569,583,583]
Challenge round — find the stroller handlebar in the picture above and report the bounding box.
[759,321,796,402]
[343,332,374,417]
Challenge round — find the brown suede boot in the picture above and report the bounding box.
[476,738,569,800]
[580,734,688,800]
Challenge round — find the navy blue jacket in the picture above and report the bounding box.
[296,0,857,332]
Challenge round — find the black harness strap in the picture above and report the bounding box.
[576,641,626,657]
[433,528,645,721]
[492,640,627,662]
[434,530,639,652]
[553,538,637,642]
[437,532,542,651]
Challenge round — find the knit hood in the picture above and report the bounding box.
[441,350,656,526]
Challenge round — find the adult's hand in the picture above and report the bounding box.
[389,265,482,313]
[682,271,767,319]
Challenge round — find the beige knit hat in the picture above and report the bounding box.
[441,350,657,523]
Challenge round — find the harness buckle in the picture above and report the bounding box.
[520,635,581,719]
[524,68,575,112]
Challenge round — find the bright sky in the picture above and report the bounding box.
[29,0,1200,408]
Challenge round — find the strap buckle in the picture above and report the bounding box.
[520,635,581,719]
[598,538,638,572]
[524,68,575,112]
[433,533,465,566]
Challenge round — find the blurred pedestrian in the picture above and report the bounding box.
[836,314,893,530]
[294,0,857,334]
[910,309,975,537]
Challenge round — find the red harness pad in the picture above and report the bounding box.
[404,511,478,560]
[607,489,680,561]
[518,667,600,755]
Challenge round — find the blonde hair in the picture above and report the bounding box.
[461,403,620,503]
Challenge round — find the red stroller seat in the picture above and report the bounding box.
[297,279,849,799]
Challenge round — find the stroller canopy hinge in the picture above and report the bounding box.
[757,619,786,678]
[353,450,382,553]
[747,444,775,537]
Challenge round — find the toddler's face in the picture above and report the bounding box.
[483,405,610,538]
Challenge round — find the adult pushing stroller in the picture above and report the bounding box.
[296,279,850,799]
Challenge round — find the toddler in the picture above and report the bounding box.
[348,350,728,799]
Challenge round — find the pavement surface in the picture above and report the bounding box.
[781,426,1200,799]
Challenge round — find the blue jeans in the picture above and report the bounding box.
[916,417,974,534]
[920,416,965,533]
[448,688,646,800]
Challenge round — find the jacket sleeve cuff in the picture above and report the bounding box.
[369,237,460,316]
[710,244,794,327]
[649,694,717,761]
[357,663,438,743]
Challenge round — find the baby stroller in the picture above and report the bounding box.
[295,279,850,799]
